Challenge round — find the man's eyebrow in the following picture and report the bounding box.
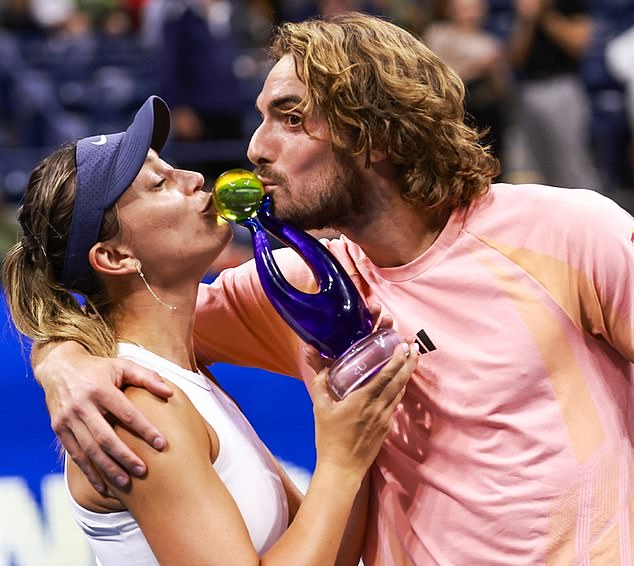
[256,95,304,114]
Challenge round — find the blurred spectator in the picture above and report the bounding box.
[424,0,511,163]
[30,0,78,31]
[0,0,43,36]
[0,31,20,146]
[383,0,430,34]
[140,0,171,47]
[0,196,18,265]
[75,0,124,30]
[101,8,134,35]
[126,0,152,30]
[234,0,280,46]
[508,0,601,190]
[152,0,244,179]
[290,0,386,20]
[606,24,634,124]
[605,25,634,182]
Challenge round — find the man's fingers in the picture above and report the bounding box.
[59,428,107,494]
[97,387,166,459]
[116,360,173,399]
[71,412,139,487]
[110,363,168,451]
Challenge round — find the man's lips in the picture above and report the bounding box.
[254,172,280,194]
[258,180,277,194]
[258,175,275,192]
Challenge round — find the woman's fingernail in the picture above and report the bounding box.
[115,475,128,487]
[401,343,409,353]
[153,436,166,450]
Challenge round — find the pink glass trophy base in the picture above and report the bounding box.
[327,328,403,399]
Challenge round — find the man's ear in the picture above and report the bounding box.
[358,148,388,171]
[368,148,388,163]
[89,242,136,276]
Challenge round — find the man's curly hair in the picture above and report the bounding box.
[270,12,501,214]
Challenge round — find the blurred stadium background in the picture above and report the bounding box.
[1,0,633,564]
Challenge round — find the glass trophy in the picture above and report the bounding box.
[212,169,402,399]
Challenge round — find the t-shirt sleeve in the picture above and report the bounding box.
[575,192,633,362]
[192,248,318,378]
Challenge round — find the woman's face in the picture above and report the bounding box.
[113,149,232,281]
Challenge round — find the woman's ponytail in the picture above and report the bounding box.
[1,144,118,358]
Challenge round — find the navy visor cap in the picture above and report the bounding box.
[61,96,171,293]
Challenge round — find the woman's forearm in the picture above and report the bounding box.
[262,461,364,566]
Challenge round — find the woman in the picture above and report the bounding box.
[2,96,418,565]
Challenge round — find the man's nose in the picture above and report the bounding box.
[247,122,273,166]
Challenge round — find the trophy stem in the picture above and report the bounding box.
[213,169,405,399]
[241,195,403,399]
[243,196,372,360]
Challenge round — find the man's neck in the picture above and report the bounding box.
[341,195,452,268]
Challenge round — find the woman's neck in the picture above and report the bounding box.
[113,284,200,373]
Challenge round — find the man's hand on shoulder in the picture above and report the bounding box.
[32,341,173,493]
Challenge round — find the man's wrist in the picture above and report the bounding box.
[31,340,86,383]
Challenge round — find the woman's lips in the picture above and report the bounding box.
[201,193,216,214]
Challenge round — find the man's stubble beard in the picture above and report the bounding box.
[268,156,367,232]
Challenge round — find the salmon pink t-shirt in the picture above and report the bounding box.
[194,184,634,565]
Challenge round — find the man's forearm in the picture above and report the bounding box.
[31,340,85,385]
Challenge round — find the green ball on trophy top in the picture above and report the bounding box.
[212,169,265,223]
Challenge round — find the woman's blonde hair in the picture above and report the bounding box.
[2,144,119,357]
[271,12,500,214]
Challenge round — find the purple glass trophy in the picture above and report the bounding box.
[212,169,402,399]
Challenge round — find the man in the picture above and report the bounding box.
[32,12,633,564]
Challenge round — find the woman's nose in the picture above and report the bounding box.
[178,169,205,194]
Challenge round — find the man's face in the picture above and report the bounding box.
[247,54,367,231]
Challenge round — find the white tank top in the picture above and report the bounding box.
[65,343,289,565]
